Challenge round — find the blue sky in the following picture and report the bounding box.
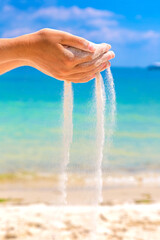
[0,0,160,66]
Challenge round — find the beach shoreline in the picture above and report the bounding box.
[0,171,160,205]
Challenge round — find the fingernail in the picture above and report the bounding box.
[103,43,111,51]
[110,51,115,58]
[108,44,111,49]
[88,42,96,51]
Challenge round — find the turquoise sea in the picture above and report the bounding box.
[0,67,160,174]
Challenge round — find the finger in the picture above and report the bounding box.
[88,43,112,61]
[71,50,115,74]
[81,50,115,67]
[74,62,110,82]
[78,43,112,64]
[60,61,110,83]
[64,73,94,83]
[59,32,96,52]
[65,61,111,80]
[71,75,96,84]
[64,43,111,65]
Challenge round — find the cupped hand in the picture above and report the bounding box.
[26,28,115,83]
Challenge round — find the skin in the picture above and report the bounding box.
[0,28,115,83]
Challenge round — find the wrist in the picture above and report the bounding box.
[0,32,38,63]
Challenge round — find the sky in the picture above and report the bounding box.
[0,0,160,67]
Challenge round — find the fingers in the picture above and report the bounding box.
[78,43,112,64]
[59,32,96,52]
[65,75,95,84]
[66,61,110,80]
[64,61,111,83]
[51,48,114,82]
[72,50,115,74]
[63,43,111,65]
[88,43,112,60]
[72,75,95,83]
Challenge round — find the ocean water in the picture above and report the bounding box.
[0,67,160,174]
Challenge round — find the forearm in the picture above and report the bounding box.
[0,33,37,74]
[0,33,40,75]
[0,38,25,63]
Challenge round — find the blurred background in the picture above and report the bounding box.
[0,0,160,205]
[0,1,160,240]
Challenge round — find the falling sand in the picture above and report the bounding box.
[58,46,116,240]
[88,69,115,239]
[95,72,106,205]
[105,68,116,148]
[59,81,73,205]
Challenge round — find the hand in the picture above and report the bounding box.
[26,28,115,83]
[62,45,115,83]
[0,28,115,82]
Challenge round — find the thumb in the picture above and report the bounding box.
[59,32,95,52]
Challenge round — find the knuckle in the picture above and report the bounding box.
[102,42,109,48]
[100,43,107,48]
[74,37,84,46]
[59,34,65,44]
[63,53,75,66]
[101,43,111,51]
[78,38,84,44]
[67,56,74,65]
[37,28,52,44]
[41,28,49,33]
[38,28,50,37]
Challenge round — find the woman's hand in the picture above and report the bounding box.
[0,28,115,82]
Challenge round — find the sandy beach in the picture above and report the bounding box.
[0,204,160,240]
[0,172,160,239]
